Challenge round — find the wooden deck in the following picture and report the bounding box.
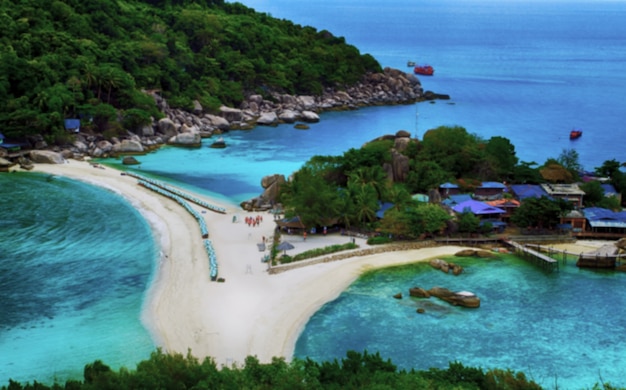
[525,243,624,269]
[503,240,559,272]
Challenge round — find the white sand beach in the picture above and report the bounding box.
[33,160,612,367]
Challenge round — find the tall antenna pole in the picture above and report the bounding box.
[415,105,419,140]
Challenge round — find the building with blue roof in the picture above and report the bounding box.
[510,184,548,200]
[439,182,460,198]
[583,207,626,233]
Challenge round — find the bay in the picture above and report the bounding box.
[2,0,626,386]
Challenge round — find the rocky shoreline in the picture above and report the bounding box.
[1,67,448,169]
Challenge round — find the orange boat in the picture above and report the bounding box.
[570,129,583,139]
[414,64,434,76]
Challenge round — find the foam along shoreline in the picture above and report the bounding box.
[32,160,474,366]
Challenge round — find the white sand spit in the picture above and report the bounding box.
[33,161,475,366]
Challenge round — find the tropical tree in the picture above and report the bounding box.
[484,136,518,180]
[556,148,582,181]
[457,211,480,235]
[511,196,573,230]
[279,167,343,229]
[579,180,605,207]
[419,126,483,178]
[406,160,450,193]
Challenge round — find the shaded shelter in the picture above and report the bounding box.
[275,241,295,255]
[276,216,305,230]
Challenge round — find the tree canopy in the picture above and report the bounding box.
[0,0,381,141]
[2,349,549,390]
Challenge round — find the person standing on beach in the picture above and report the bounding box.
[303,231,307,241]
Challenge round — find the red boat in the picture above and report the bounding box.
[570,129,583,140]
[414,64,434,76]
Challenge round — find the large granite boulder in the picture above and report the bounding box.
[279,110,300,123]
[455,249,497,258]
[429,258,463,275]
[73,140,89,153]
[113,139,144,153]
[168,132,201,147]
[205,114,231,131]
[430,258,450,274]
[408,286,430,298]
[256,112,279,126]
[427,287,480,308]
[29,150,65,164]
[261,174,286,203]
[157,117,177,137]
[390,149,410,182]
[0,157,15,171]
[220,106,244,122]
[123,156,140,165]
[298,96,316,110]
[193,100,203,115]
[301,110,320,123]
[96,140,113,153]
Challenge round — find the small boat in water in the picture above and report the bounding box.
[407,61,416,67]
[414,64,434,76]
[570,129,583,140]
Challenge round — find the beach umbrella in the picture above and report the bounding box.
[276,241,295,255]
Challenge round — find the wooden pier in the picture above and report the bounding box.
[503,240,559,272]
[524,244,624,270]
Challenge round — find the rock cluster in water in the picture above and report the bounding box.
[408,286,481,309]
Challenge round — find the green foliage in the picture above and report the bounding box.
[580,180,605,207]
[0,0,381,141]
[122,108,153,133]
[556,148,583,180]
[286,242,358,262]
[378,203,450,239]
[457,211,481,235]
[484,136,519,180]
[511,196,573,229]
[3,348,605,390]
[419,126,483,178]
[367,235,393,245]
[406,160,451,193]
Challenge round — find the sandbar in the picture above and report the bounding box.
[32,160,489,366]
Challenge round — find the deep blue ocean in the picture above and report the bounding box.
[1,0,625,387]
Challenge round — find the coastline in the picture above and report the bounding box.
[30,160,476,366]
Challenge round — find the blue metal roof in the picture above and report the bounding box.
[479,181,506,189]
[440,182,459,189]
[442,194,473,207]
[376,202,394,219]
[452,200,505,215]
[600,183,618,195]
[510,184,548,200]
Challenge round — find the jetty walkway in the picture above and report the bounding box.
[524,243,624,269]
[503,240,559,272]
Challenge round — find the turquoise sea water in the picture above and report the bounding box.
[2,0,626,387]
[294,255,626,388]
[0,173,156,384]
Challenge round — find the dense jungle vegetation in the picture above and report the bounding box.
[277,126,626,235]
[4,349,623,389]
[0,0,381,142]
[0,349,551,389]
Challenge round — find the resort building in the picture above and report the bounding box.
[540,183,585,208]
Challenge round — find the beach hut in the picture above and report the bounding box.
[276,216,306,233]
[64,119,80,133]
